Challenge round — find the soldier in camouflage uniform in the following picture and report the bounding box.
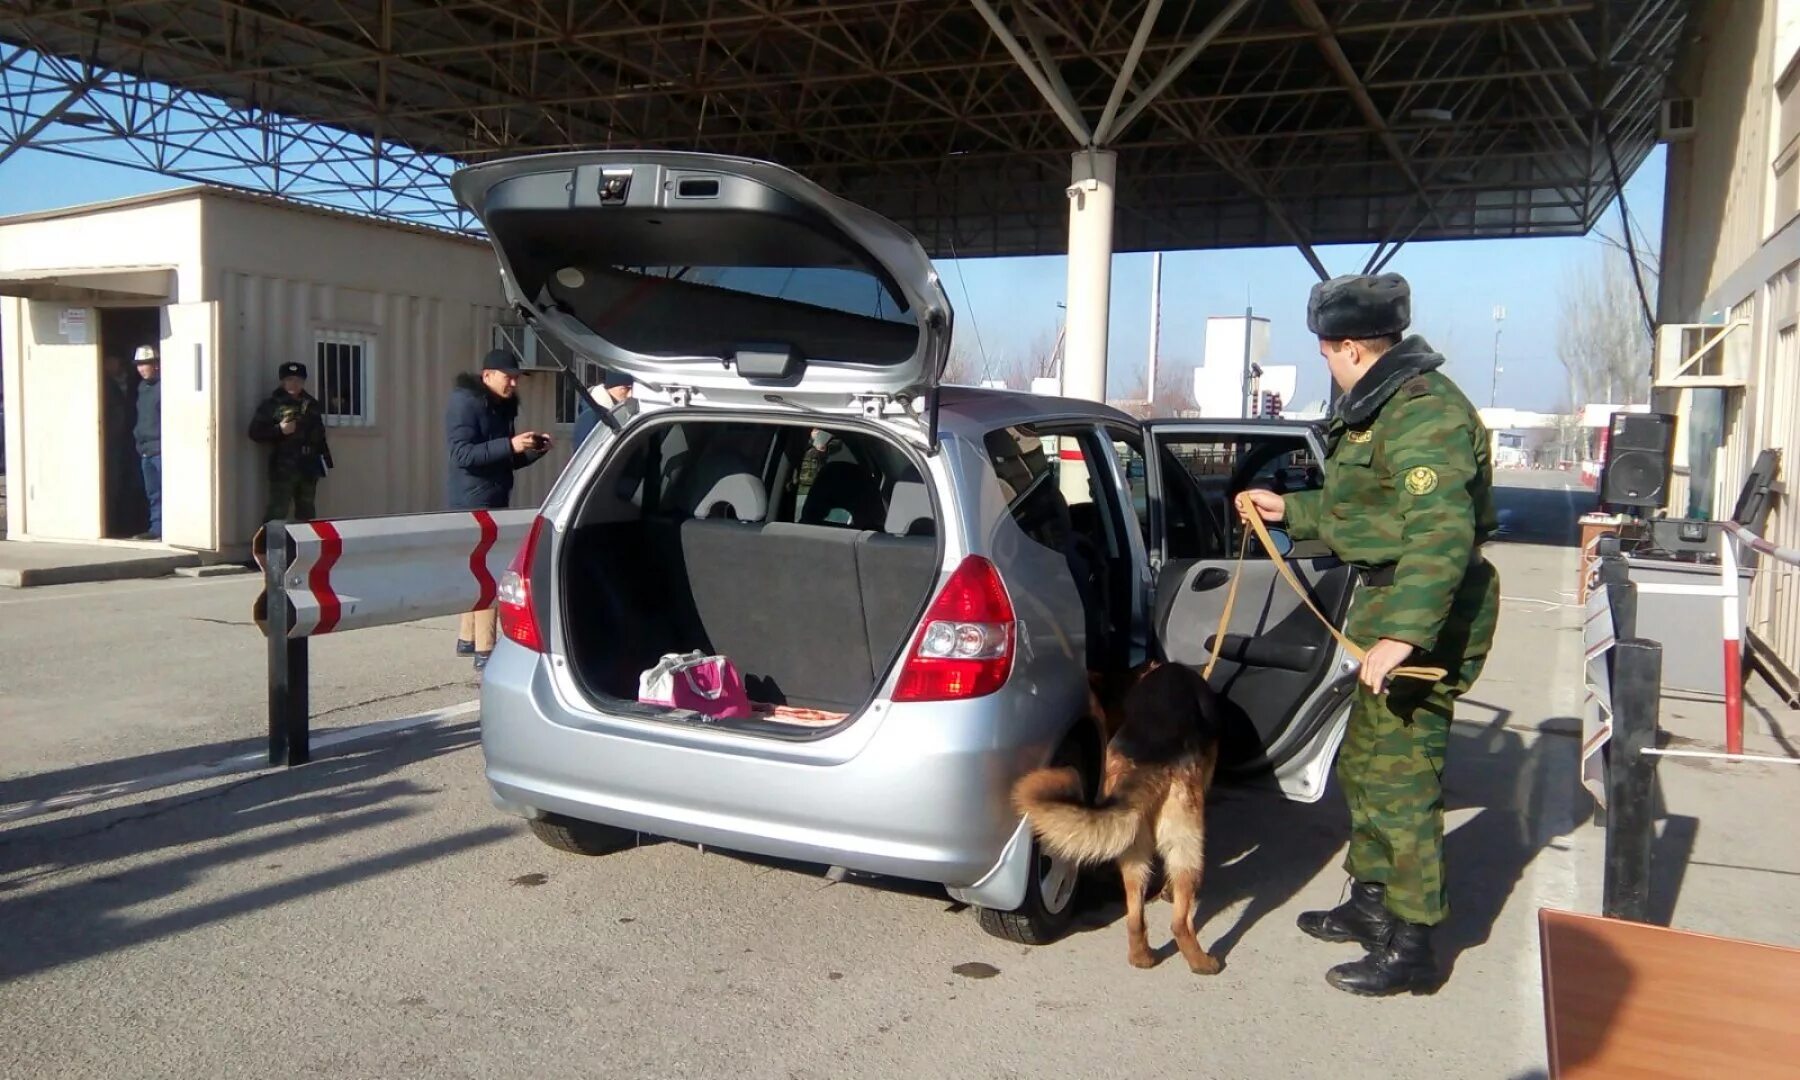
[248,361,334,523]
[1242,272,1500,996]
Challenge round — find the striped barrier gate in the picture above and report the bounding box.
[253,510,536,766]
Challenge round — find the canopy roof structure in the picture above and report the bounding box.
[1,1,1690,262]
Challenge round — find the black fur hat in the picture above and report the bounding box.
[1306,273,1411,340]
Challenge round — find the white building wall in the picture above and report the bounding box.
[1,189,576,555]
[0,198,204,301]
[201,196,569,551]
[1659,0,1800,695]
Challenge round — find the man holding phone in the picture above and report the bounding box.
[446,348,552,672]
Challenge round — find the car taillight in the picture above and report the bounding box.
[496,515,546,652]
[893,555,1015,702]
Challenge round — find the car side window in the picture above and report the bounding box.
[1109,431,1152,546]
[1159,433,1320,558]
[984,424,1076,557]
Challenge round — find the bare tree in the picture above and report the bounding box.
[1020,328,1063,385]
[943,341,985,386]
[1114,362,1194,418]
[1557,241,1655,408]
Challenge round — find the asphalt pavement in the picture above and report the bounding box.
[0,472,1665,1079]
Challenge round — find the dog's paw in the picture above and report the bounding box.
[1186,951,1222,976]
[1128,949,1157,970]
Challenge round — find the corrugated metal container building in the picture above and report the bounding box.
[1,187,577,559]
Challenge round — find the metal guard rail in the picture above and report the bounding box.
[253,510,536,765]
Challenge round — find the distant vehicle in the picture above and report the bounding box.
[454,152,1365,944]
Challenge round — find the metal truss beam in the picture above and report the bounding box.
[0,0,1691,260]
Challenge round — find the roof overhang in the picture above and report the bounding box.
[0,268,177,303]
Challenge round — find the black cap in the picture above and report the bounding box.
[1306,273,1411,340]
[482,348,522,374]
[602,369,635,390]
[279,361,307,380]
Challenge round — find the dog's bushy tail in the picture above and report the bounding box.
[1011,767,1142,865]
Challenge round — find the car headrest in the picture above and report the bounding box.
[884,480,935,536]
[695,472,768,523]
[801,460,884,529]
[668,449,766,521]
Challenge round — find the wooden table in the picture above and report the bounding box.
[1539,909,1800,1077]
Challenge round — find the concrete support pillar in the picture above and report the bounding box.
[1061,149,1116,404]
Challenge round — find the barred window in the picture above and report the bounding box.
[314,330,374,427]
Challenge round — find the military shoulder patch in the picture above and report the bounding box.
[1404,377,1433,398]
[1403,466,1439,495]
[1346,428,1373,444]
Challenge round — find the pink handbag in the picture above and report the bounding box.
[637,651,752,719]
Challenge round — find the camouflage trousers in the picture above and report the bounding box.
[1338,560,1500,926]
[264,468,319,524]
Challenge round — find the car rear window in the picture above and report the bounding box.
[604,419,927,534]
[486,204,921,367]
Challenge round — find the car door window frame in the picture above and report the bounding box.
[1143,421,1328,562]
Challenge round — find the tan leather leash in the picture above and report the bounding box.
[1203,492,1448,686]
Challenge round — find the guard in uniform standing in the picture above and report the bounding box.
[248,361,333,523]
[1242,272,1501,996]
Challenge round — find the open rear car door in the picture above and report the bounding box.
[1143,420,1359,802]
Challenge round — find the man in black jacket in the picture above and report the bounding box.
[248,361,333,523]
[132,346,163,541]
[446,348,551,670]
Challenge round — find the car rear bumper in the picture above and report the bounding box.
[479,647,1059,909]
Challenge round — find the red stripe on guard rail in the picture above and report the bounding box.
[309,521,344,634]
[470,510,500,610]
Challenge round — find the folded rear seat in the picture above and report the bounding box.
[673,477,940,711]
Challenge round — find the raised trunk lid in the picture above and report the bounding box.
[451,152,952,435]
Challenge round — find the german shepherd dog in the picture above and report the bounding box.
[1012,661,1226,973]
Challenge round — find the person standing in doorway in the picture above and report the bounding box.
[248,361,333,523]
[447,349,552,673]
[101,354,144,536]
[1240,272,1500,997]
[132,346,163,542]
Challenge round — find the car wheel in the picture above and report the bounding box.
[976,744,1090,945]
[526,813,638,856]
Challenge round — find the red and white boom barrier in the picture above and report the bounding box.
[254,509,536,765]
[254,510,536,637]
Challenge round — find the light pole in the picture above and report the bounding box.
[1490,305,1505,408]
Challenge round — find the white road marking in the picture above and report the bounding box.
[1502,595,1572,610]
[0,700,479,826]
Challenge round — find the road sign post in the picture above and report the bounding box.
[263,520,311,767]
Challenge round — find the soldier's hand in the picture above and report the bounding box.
[1360,638,1416,693]
[1240,489,1286,522]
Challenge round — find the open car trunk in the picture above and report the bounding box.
[559,416,942,734]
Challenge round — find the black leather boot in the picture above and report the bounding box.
[1297,881,1396,947]
[1325,921,1440,996]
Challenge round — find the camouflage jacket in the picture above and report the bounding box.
[247,389,334,477]
[1282,336,1497,653]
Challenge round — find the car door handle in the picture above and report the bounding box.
[1191,567,1231,592]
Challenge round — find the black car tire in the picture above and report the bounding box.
[526,814,639,856]
[976,742,1092,945]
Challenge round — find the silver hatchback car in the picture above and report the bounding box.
[453,152,1362,943]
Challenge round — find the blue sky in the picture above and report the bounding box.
[0,143,1665,412]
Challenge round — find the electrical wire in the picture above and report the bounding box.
[1601,123,1658,341]
[945,231,993,383]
